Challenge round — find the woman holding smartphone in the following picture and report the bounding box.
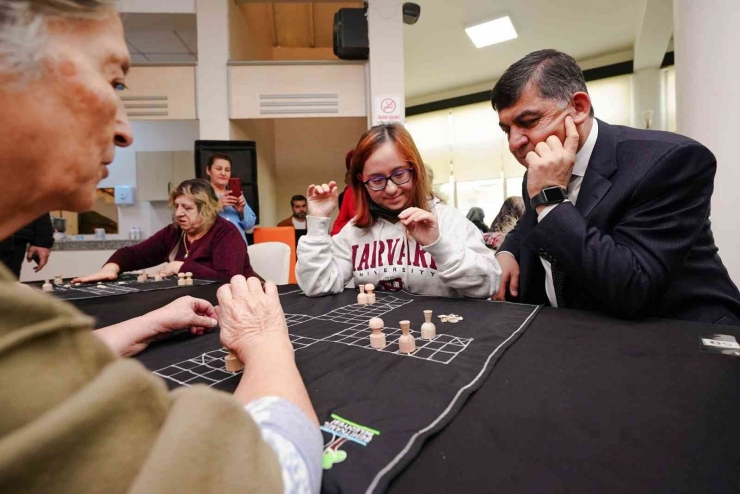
[206,153,256,244]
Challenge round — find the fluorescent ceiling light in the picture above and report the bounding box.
[465,16,517,48]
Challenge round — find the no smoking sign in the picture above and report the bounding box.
[373,95,403,125]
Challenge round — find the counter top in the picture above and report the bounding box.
[52,239,141,251]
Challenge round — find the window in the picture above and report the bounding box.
[407,102,524,227]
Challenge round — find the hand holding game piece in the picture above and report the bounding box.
[98,296,218,357]
[216,275,292,361]
[145,296,218,338]
[398,207,440,247]
[72,263,119,284]
[160,261,185,278]
[306,181,339,218]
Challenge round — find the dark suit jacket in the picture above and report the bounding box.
[500,119,740,325]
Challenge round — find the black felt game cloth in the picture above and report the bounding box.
[388,307,740,494]
[26,273,217,301]
[134,288,541,493]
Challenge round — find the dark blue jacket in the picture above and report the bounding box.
[501,120,740,325]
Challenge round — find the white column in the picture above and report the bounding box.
[367,0,405,126]
[196,0,230,140]
[674,0,740,284]
[631,68,665,130]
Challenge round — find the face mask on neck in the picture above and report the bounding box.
[368,200,405,221]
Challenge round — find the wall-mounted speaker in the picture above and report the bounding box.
[333,8,368,61]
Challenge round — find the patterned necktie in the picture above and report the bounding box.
[552,265,566,308]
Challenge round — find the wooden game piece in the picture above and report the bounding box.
[178,273,186,286]
[118,281,126,284]
[439,315,448,323]
[54,274,63,285]
[421,310,436,340]
[224,350,244,372]
[154,273,163,282]
[97,281,103,285]
[448,315,459,324]
[365,283,376,304]
[398,320,416,354]
[42,280,53,292]
[357,284,368,305]
[74,283,81,287]
[64,284,71,288]
[369,317,386,349]
[185,272,193,286]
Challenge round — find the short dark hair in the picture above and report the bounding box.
[207,153,232,168]
[291,195,307,206]
[491,49,594,117]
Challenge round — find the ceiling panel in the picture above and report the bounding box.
[126,30,190,54]
[404,0,646,100]
[177,30,198,53]
[129,53,149,63]
[145,53,197,63]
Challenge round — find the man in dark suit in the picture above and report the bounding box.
[492,49,740,326]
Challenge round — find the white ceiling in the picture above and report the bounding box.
[403,0,649,100]
[119,1,663,101]
[122,13,197,63]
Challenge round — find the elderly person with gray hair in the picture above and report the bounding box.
[0,2,322,493]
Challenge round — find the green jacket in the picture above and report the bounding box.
[0,264,282,493]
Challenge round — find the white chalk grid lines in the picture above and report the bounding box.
[153,293,474,387]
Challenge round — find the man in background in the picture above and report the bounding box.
[278,194,308,231]
[0,213,54,278]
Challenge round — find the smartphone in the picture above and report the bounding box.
[228,178,242,198]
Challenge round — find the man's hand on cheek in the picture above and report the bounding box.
[526,115,579,201]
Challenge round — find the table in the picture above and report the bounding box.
[70,284,740,493]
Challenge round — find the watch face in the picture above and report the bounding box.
[543,187,565,202]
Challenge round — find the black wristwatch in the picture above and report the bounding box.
[530,186,567,209]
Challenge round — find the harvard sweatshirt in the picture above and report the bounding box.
[296,202,501,299]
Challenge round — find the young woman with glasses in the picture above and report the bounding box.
[296,123,501,298]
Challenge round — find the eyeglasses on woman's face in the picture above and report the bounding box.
[363,168,414,191]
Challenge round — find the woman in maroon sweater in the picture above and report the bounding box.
[74,180,253,282]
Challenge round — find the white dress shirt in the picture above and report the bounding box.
[537,119,599,307]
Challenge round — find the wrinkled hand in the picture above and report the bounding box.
[147,296,218,337]
[27,246,51,272]
[526,116,579,206]
[122,296,218,356]
[160,261,184,277]
[72,263,119,284]
[492,253,520,301]
[399,207,440,246]
[216,276,292,360]
[306,181,339,218]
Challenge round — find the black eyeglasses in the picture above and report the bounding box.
[363,168,414,191]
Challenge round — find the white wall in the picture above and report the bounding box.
[101,120,200,238]
[674,0,740,285]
